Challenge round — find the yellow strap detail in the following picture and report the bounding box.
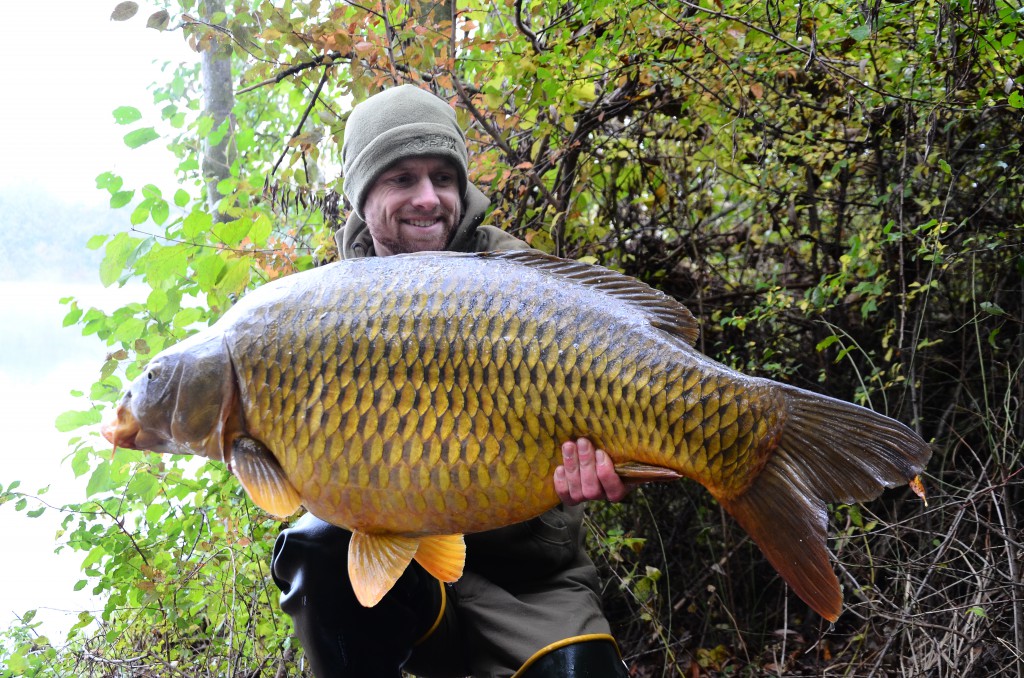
[414,580,447,646]
[511,634,619,677]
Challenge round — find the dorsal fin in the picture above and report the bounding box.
[480,250,699,345]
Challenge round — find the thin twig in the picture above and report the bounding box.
[513,0,544,53]
[238,51,343,95]
[270,64,332,177]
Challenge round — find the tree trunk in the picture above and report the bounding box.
[201,0,236,222]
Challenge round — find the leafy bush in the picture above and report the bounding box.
[3,0,1021,675]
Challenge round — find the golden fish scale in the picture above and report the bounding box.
[227,257,786,537]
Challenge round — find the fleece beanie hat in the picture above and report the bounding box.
[342,85,469,218]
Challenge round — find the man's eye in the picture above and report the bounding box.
[434,173,455,186]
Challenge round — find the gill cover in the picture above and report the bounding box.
[126,332,236,461]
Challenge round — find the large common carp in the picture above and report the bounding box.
[102,250,930,620]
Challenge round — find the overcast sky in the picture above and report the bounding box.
[0,0,197,640]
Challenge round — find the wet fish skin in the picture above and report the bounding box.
[102,250,931,618]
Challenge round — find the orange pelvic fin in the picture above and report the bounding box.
[414,534,466,583]
[720,384,932,622]
[229,436,302,519]
[348,532,420,607]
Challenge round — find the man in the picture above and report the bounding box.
[271,85,631,678]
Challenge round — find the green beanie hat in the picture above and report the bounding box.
[342,85,469,218]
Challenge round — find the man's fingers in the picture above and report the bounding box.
[595,449,628,502]
[555,438,631,505]
[559,441,584,505]
[574,438,603,500]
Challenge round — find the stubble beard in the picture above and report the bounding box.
[370,205,462,255]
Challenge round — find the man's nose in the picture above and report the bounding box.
[410,176,441,209]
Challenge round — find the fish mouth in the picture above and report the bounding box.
[101,403,141,450]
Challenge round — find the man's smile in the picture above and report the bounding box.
[402,216,445,228]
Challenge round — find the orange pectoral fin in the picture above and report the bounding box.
[229,436,302,519]
[348,533,420,607]
[413,535,466,583]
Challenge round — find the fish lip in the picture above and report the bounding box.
[101,404,141,449]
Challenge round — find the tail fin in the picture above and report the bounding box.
[718,385,931,622]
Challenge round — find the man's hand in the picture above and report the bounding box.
[554,438,629,506]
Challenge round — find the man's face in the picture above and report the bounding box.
[362,156,462,256]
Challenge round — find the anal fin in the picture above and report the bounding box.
[414,535,466,583]
[615,461,684,484]
[349,532,419,607]
[230,436,302,519]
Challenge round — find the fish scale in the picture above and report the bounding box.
[102,249,930,617]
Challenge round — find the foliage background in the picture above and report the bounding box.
[2,0,1022,675]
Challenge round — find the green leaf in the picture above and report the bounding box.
[174,189,191,207]
[112,106,143,125]
[132,473,160,504]
[86,462,114,497]
[55,409,102,433]
[63,304,83,327]
[110,190,135,209]
[216,218,251,247]
[71,451,91,478]
[87,234,109,250]
[124,127,160,149]
[1009,91,1024,109]
[143,245,188,284]
[183,210,213,239]
[815,335,839,351]
[100,233,134,285]
[146,288,169,314]
[849,24,871,41]
[96,171,123,192]
[236,128,256,151]
[113,317,147,343]
[151,199,170,225]
[216,257,252,296]
[130,202,152,226]
[145,502,166,524]
[248,213,272,246]
[173,307,204,329]
[194,253,227,290]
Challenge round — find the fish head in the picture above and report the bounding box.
[101,333,234,461]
